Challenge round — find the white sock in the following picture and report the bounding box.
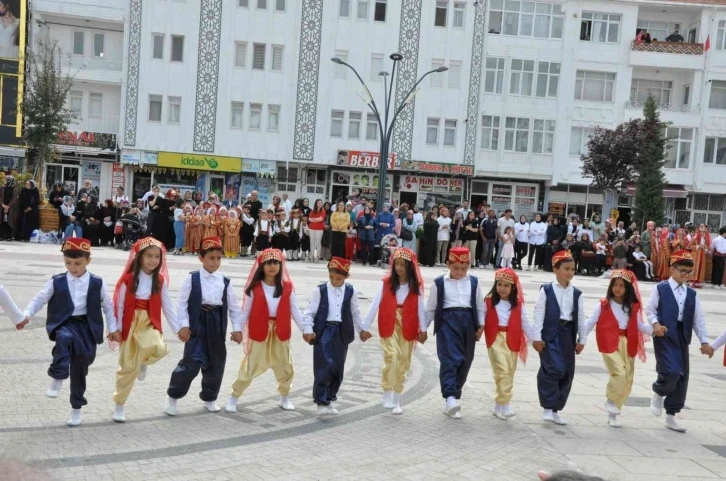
[666,414,675,422]
[446,396,457,409]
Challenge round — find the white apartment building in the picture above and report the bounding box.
[30,0,726,229]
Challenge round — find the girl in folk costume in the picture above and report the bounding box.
[654,227,672,281]
[689,224,710,288]
[186,206,204,254]
[254,209,273,253]
[362,248,425,415]
[202,206,220,239]
[224,210,241,258]
[240,204,255,257]
[300,215,311,261]
[225,249,304,412]
[671,228,688,252]
[579,270,653,428]
[272,210,290,252]
[218,207,229,245]
[483,268,529,420]
[111,237,176,422]
[287,208,303,261]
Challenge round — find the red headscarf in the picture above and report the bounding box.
[386,247,424,293]
[693,225,711,248]
[610,269,647,363]
[493,268,528,364]
[112,237,169,320]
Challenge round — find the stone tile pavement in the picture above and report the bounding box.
[0,243,725,480]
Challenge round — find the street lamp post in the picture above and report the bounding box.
[331,54,447,212]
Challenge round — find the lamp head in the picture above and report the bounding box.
[435,66,449,73]
[378,71,390,77]
[389,53,403,61]
[331,57,344,64]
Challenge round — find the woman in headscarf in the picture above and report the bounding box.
[0,174,19,240]
[99,199,117,246]
[17,180,40,241]
[653,226,671,281]
[83,195,101,246]
[147,185,170,245]
[420,211,439,267]
[641,221,655,260]
[689,223,710,288]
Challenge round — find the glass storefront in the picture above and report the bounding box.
[547,184,604,219]
[470,180,540,219]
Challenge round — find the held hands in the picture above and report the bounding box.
[701,343,715,358]
[15,316,30,330]
[359,330,373,342]
[177,327,191,343]
[230,331,243,344]
[302,333,316,344]
[575,343,585,355]
[652,323,668,337]
[107,330,121,343]
[532,341,546,353]
[475,326,485,342]
[417,331,428,344]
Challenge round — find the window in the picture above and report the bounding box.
[334,51,348,78]
[453,2,465,28]
[664,127,693,169]
[167,96,181,124]
[73,31,84,55]
[370,54,383,81]
[637,20,679,42]
[574,70,615,102]
[340,0,350,17]
[278,166,299,192]
[580,12,620,43]
[444,120,457,146]
[435,1,447,27]
[536,61,560,98]
[249,103,262,129]
[718,21,726,50]
[69,91,83,115]
[481,115,500,150]
[357,0,368,20]
[431,59,445,87]
[532,119,555,153]
[89,93,102,118]
[683,85,690,105]
[275,0,285,11]
[484,57,505,94]
[347,111,361,138]
[271,45,284,70]
[331,110,344,137]
[631,79,672,105]
[366,113,378,140]
[426,118,440,144]
[152,34,164,59]
[93,33,104,58]
[305,168,327,195]
[488,0,564,39]
[510,59,535,96]
[703,137,726,165]
[148,95,162,122]
[253,43,266,69]
[504,117,529,152]
[374,0,386,21]
[268,105,280,131]
[238,0,248,6]
[257,0,267,8]
[171,35,184,62]
[569,127,593,155]
[448,62,461,88]
[709,80,726,109]
[692,195,724,232]
[234,42,247,67]
[231,102,244,128]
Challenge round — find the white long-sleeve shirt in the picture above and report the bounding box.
[514,222,529,243]
[711,329,726,352]
[644,278,709,344]
[528,222,547,246]
[482,298,530,328]
[0,284,25,325]
[424,274,486,329]
[578,300,653,345]
[239,282,305,332]
[115,271,178,333]
[531,281,587,342]
[254,219,271,237]
[301,282,365,334]
[176,269,243,334]
[23,271,118,333]
[362,281,426,332]
[711,236,726,255]
[242,213,255,226]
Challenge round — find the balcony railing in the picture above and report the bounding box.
[57,53,122,72]
[625,101,695,113]
[67,114,120,135]
[631,41,703,55]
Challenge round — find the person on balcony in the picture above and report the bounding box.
[635,30,652,44]
[666,30,684,43]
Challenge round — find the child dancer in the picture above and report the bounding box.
[646,250,713,432]
[166,237,243,415]
[483,268,528,420]
[531,250,586,426]
[689,224,709,288]
[202,206,219,239]
[23,238,118,426]
[254,210,272,254]
[1,284,27,328]
[424,247,486,419]
[225,249,304,412]
[218,207,229,245]
[362,248,425,415]
[579,270,654,427]
[112,237,176,422]
[240,203,255,257]
[500,226,515,268]
[186,206,204,255]
[302,257,369,416]
[224,210,241,259]
[287,208,302,261]
[301,215,311,261]
[345,222,357,261]
[272,210,290,252]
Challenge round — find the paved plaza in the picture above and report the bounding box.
[1,243,726,480]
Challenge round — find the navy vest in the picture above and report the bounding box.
[46,273,104,344]
[656,281,696,345]
[433,275,479,334]
[313,283,355,345]
[540,283,581,343]
[188,271,230,335]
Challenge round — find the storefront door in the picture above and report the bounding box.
[210,175,226,199]
[45,164,80,194]
[399,191,417,208]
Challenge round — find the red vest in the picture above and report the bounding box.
[121,273,163,341]
[378,278,420,341]
[596,299,639,358]
[484,297,524,352]
[248,281,293,342]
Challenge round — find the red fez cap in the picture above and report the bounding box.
[552,250,574,267]
[328,256,351,273]
[201,237,223,250]
[61,238,92,253]
[448,247,470,264]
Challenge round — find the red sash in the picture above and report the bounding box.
[378,278,420,341]
[595,299,639,358]
[121,273,163,341]
[248,281,293,342]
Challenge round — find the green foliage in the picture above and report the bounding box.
[633,96,667,227]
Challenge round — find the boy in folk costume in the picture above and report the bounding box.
[1,284,28,329]
[272,209,290,252]
[362,248,426,415]
[302,257,370,416]
[579,270,655,428]
[483,268,529,420]
[300,215,311,261]
[22,238,118,426]
[688,224,710,288]
[240,203,255,257]
[287,208,303,261]
[223,210,241,258]
[254,210,272,253]
[112,237,177,422]
[225,249,305,412]
[531,250,586,426]
[424,247,486,419]
[646,250,713,432]
[166,237,243,415]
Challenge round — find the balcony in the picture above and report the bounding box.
[624,101,696,113]
[67,114,120,135]
[34,0,126,23]
[629,41,705,70]
[57,54,123,85]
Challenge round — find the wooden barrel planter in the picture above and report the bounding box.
[39,207,59,232]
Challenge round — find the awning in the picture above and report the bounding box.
[625,184,687,198]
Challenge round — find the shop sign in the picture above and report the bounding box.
[514,197,535,215]
[336,150,397,169]
[142,151,158,165]
[548,202,566,216]
[158,152,242,173]
[81,161,102,186]
[112,163,124,190]
[400,160,474,176]
[55,131,117,150]
[402,175,465,193]
[121,150,158,166]
[491,195,512,214]
[492,184,512,196]
[515,185,536,197]
[449,178,464,193]
[336,150,474,176]
[0,155,18,170]
[242,159,276,176]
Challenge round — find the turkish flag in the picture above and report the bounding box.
[705,35,711,52]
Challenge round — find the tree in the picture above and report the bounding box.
[580,120,642,191]
[21,39,78,178]
[633,96,667,227]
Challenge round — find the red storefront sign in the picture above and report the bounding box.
[336,150,474,176]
